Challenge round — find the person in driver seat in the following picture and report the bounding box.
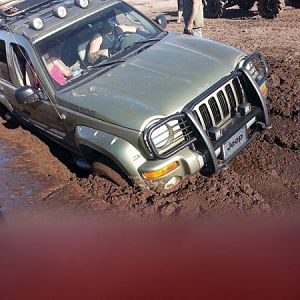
[87,20,142,64]
[87,22,112,64]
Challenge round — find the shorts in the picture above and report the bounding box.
[177,0,183,11]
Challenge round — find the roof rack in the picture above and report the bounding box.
[0,0,64,18]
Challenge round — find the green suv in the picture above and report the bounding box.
[0,0,270,188]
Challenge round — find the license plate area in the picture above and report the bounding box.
[221,127,247,160]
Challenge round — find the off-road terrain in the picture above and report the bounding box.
[0,0,299,219]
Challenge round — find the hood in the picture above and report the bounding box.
[60,33,244,131]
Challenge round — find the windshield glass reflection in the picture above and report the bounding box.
[35,2,162,89]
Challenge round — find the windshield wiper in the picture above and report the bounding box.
[117,37,162,55]
[120,33,167,52]
[133,37,163,45]
[87,59,125,69]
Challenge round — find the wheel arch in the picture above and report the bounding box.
[0,97,13,113]
[75,126,146,180]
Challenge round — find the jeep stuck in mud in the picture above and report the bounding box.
[0,0,270,188]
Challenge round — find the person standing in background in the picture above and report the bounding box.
[183,0,204,37]
[177,0,183,23]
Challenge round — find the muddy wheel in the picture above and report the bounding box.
[0,105,17,124]
[289,0,300,8]
[0,104,7,118]
[238,0,256,10]
[204,0,226,18]
[91,159,129,187]
[258,0,285,18]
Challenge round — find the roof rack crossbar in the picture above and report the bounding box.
[0,0,64,18]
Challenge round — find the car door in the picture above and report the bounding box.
[8,40,69,145]
[0,37,16,115]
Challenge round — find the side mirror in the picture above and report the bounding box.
[155,14,167,29]
[15,86,40,104]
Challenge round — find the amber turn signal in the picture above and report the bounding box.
[143,161,180,179]
[260,82,268,95]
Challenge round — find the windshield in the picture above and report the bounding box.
[35,2,162,90]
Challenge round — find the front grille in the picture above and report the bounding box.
[192,77,246,131]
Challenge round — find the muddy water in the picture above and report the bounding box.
[0,2,300,219]
[0,140,49,216]
[0,138,93,219]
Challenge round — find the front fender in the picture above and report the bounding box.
[0,93,14,113]
[75,126,146,179]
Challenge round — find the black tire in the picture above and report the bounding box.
[204,0,226,18]
[258,0,285,18]
[0,104,17,124]
[289,0,300,8]
[0,104,7,118]
[238,0,256,10]
[91,159,129,187]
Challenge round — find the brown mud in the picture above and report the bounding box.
[0,1,299,218]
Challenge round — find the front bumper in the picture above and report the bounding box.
[139,105,267,184]
[140,52,270,184]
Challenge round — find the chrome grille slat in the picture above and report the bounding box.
[214,97,225,121]
[192,111,203,128]
[217,90,229,118]
[221,87,233,117]
[199,104,213,130]
[229,80,240,107]
[232,78,244,104]
[208,97,222,124]
[225,84,237,110]
[206,102,217,127]
[192,75,248,133]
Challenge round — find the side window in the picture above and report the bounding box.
[0,39,12,83]
[11,43,39,88]
[115,11,141,28]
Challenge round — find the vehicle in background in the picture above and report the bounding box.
[204,0,299,19]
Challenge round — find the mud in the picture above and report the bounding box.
[0,1,299,218]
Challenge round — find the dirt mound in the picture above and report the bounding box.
[268,55,300,119]
[78,169,270,218]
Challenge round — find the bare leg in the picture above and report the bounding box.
[177,10,183,23]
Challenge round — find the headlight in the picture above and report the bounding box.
[144,114,196,159]
[151,124,171,149]
[242,52,269,87]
